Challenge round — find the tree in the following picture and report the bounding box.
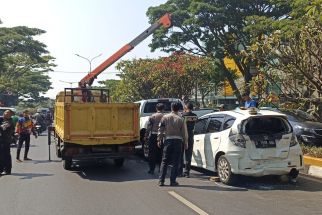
[146,0,292,102]
[114,52,222,103]
[0,26,55,105]
[244,0,322,120]
[98,79,121,101]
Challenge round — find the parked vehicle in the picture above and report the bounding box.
[191,108,303,185]
[51,14,172,170]
[192,108,218,118]
[260,108,322,146]
[135,98,184,159]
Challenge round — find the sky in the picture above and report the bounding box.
[0,0,168,98]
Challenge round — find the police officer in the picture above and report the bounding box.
[179,103,198,178]
[157,102,188,186]
[0,110,15,175]
[145,103,164,174]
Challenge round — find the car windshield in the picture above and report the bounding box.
[143,101,183,113]
[244,117,291,135]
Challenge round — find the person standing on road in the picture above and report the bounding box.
[145,103,165,174]
[179,103,197,178]
[157,102,188,186]
[15,110,37,162]
[0,110,15,175]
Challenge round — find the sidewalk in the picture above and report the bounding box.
[302,156,322,179]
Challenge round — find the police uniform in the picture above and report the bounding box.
[180,111,197,177]
[158,112,188,186]
[0,117,15,174]
[146,111,164,174]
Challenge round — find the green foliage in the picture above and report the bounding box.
[98,79,121,102]
[301,144,322,158]
[147,0,292,101]
[113,53,222,102]
[244,1,322,120]
[0,26,55,105]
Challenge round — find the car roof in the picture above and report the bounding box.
[199,108,287,120]
[135,98,182,103]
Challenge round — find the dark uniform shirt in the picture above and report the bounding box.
[0,118,15,143]
[181,112,198,135]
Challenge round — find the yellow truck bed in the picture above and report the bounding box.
[54,102,140,145]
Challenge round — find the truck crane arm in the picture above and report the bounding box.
[79,13,172,88]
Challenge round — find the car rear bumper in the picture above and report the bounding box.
[226,153,304,177]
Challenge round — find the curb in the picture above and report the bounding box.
[303,156,322,179]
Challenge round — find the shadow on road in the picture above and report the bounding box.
[72,158,158,182]
[31,159,61,164]
[11,172,54,180]
[191,166,322,192]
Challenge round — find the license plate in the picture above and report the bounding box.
[92,147,112,153]
[255,140,276,148]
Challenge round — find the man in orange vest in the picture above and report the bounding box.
[15,110,37,162]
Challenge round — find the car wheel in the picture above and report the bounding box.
[114,158,124,167]
[217,155,236,185]
[63,159,72,170]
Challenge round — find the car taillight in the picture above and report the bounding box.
[230,133,246,148]
[290,134,299,147]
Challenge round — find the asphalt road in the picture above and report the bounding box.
[1,133,322,215]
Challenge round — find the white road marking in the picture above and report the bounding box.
[168,191,209,215]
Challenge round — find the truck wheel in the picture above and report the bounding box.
[217,155,237,185]
[114,158,124,167]
[63,159,72,170]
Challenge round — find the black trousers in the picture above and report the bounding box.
[148,134,160,172]
[16,133,31,159]
[159,139,182,183]
[179,133,194,175]
[0,142,12,173]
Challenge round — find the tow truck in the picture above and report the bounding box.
[51,14,172,170]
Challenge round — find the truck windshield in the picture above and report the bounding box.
[143,102,183,113]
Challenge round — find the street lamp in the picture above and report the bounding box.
[59,80,77,88]
[75,53,102,74]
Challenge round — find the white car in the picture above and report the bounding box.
[191,108,304,185]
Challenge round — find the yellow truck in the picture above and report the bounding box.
[53,89,139,169]
[52,14,172,170]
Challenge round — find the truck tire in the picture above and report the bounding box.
[63,159,72,170]
[114,158,124,167]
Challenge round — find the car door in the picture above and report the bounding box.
[204,115,225,170]
[191,117,208,168]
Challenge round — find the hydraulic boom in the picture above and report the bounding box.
[79,13,171,88]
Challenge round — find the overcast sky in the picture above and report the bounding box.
[0,0,167,98]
